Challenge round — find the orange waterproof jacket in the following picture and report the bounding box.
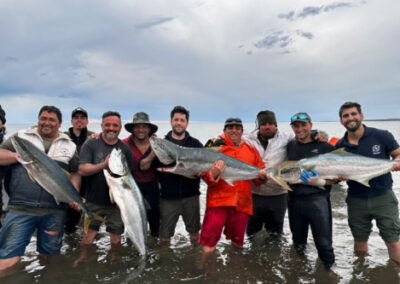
[203,134,266,215]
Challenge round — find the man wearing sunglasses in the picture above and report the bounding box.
[286,112,336,270]
[242,110,328,239]
[335,102,400,264]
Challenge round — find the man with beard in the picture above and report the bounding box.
[123,112,160,237]
[0,106,80,271]
[78,111,134,246]
[335,102,400,264]
[242,110,328,238]
[64,107,94,233]
[156,106,203,244]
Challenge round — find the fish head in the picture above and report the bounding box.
[150,137,177,165]
[108,148,128,176]
[11,136,37,162]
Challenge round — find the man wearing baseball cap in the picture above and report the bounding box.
[286,111,336,270]
[64,107,94,233]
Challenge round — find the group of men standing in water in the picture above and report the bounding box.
[0,101,399,273]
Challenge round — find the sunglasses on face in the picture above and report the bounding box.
[291,113,309,122]
[225,118,242,124]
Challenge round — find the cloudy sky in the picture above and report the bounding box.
[1,0,399,123]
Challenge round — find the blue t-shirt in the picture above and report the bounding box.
[335,125,399,197]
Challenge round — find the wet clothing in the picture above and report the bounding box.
[335,125,399,198]
[243,128,293,236]
[64,127,94,233]
[286,138,335,268]
[203,134,266,216]
[79,136,134,206]
[157,131,203,200]
[123,135,160,237]
[159,195,200,238]
[336,125,400,242]
[0,211,66,258]
[246,194,287,235]
[346,190,400,242]
[85,202,124,235]
[200,207,248,247]
[157,131,202,238]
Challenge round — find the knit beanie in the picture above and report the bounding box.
[256,110,277,127]
[0,105,6,124]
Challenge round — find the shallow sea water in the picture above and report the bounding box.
[1,121,400,283]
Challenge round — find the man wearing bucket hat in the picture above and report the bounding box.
[123,112,160,237]
[243,110,329,239]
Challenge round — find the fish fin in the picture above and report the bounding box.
[109,188,116,204]
[356,179,371,187]
[331,148,353,155]
[16,158,36,182]
[83,213,105,234]
[224,179,235,186]
[276,161,297,171]
[208,146,222,152]
[144,199,151,210]
[269,176,293,191]
[62,168,71,178]
[318,186,326,190]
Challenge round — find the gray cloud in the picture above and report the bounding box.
[254,31,292,49]
[298,6,323,18]
[5,56,19,62]
[279,2,354,20]
[278,11,295,21]
[296,30,313,39]
[135,17,175,30]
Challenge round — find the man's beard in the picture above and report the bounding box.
[345,120,362,132]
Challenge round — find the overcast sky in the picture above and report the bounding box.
[1,0,399,123]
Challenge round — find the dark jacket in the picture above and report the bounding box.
[157,131,203,200]
[65,127,95,153]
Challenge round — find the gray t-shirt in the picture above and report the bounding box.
[79,136,134,206]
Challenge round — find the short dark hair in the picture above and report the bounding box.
[170,105,190,121]
[39,105,62,122]
[102,111,121,121]
[339,102,362,118]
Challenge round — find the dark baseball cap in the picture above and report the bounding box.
[290,112,311,125]
[71,107,88,118]
[224,117,243,128]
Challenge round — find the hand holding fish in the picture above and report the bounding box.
[69,202,81,211]
[300,170,326,187]
[392,157,400,171]
[257,169,269,181]
[210,160,226,180]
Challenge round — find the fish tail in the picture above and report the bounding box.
[83,213,105,234]
[270,175,293,191]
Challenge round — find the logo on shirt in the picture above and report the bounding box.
[311,148,319,154]
[372,145,381,155]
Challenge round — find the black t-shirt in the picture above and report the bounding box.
[79,137,134,206]
[287,139,334,196]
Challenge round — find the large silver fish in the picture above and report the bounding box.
[150,137,264,186]
[11,136,92,217]
[103,148,147,256]
[267,148,400,191]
